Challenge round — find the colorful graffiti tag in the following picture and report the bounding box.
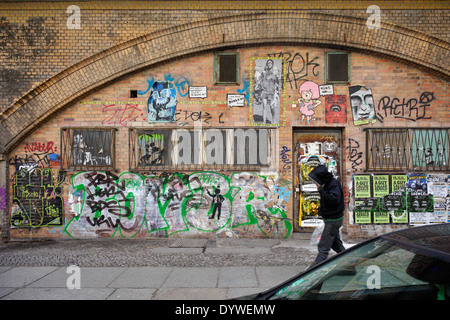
[65,171,293,239]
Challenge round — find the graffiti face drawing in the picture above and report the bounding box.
[349,85,376,125]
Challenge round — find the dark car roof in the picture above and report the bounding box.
[380,223,450,261]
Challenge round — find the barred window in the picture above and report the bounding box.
[61,128,116,170]
[366,128,450,171]
[129,128,274,172]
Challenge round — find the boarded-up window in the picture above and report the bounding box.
[214,53,240,84]
[326,52,349,83]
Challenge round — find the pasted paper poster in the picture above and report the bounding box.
[373,175,389,198]
[354,175,371,198]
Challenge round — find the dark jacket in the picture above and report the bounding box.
[308,165,345,220]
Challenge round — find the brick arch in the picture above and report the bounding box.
[0,11,448,154]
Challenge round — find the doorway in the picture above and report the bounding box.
[293,129,343,232]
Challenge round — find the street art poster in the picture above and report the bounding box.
[298,155,332,227]
[147,81,177,123]
[298,81,321,124]
[353,175,371,198]
[373,211,390,224]
[349,85,376,126]
[353,174,410,224]
[391,175,407,193]
[325,94,347,124]
[300,192,321,227]
[406,173,428,195]
[373,175,389,198]
[251,58,283,126]
[352,173,450,225]
[424,173,449,224]
[354,210,372,224]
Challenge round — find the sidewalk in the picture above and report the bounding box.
[0,235,355,300]
[0,265,304,300]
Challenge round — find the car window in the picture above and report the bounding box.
[270,239,449,300]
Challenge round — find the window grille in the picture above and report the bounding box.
[61,128,116,171]
[366,128,450,171]
[129,128,274,172]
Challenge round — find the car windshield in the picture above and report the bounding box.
[269,238,450,300]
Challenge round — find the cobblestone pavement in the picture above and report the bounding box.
[0,237,321,268]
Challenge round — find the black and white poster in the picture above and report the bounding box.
[349,85,376,126]
[252,58,282,125]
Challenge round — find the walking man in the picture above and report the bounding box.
[308,165,346,267]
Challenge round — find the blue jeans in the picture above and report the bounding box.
[311,218,345,267]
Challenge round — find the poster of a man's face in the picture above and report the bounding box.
[349,85,376,126]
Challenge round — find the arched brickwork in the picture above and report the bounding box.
[0,11,448,154]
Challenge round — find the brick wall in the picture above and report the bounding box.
[6,46,449,239]
[0,1,448,111]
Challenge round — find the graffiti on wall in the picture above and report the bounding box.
[346,138,364,172]
[10,168,65,228]
[349,89,435,125]
[267,51,320,90]
[280,146,292,174]
[10,150,60,172]
[102,103,146,127]
[376,92,435,122]
[65,171,293,238]
[146,81,177,123]
[24,141,57,154]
